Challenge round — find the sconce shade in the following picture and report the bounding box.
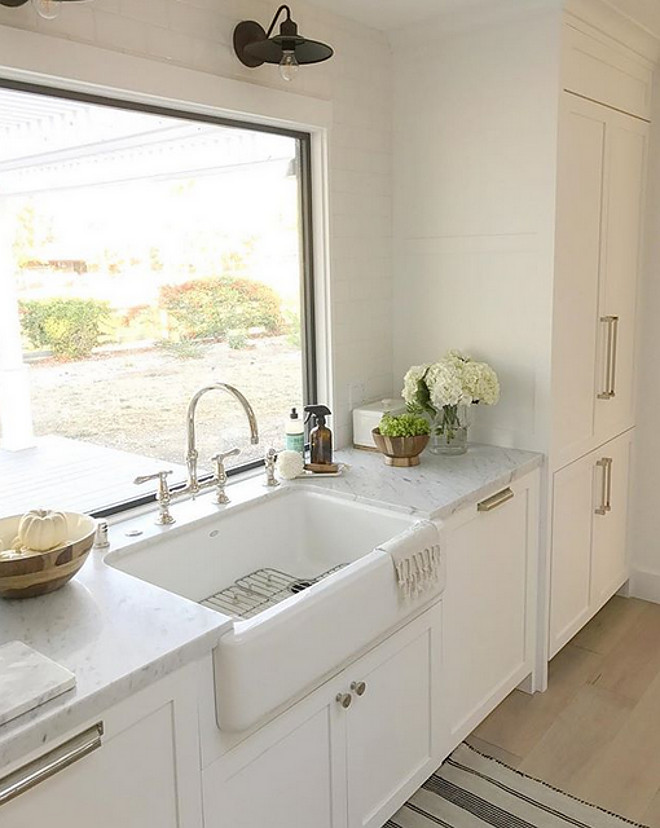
[233,6,333,69]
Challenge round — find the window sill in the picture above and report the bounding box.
[0,435,261,519]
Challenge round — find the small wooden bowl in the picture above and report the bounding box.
[372,429,430,467]
[0,513,96,599]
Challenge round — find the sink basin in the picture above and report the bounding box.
[107,488,413,609]
[106,486,444,732]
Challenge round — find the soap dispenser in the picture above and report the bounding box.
[304,405,333,465]
[285,407,305,455]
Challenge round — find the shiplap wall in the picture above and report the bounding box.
[0,0,394,448]
[391,6,562,452]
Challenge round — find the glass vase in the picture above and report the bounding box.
[429,405,470,456]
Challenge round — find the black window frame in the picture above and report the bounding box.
[0,79,318,518]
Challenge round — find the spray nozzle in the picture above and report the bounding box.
[304,404,331,427]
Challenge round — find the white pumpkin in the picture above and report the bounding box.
[17,509,68,552]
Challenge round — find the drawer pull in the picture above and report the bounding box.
[350,681,367,697]
[595,457,613,516]
[477,488,514,513]
[0,722,103,807]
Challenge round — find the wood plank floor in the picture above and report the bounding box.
[469,595,660,827]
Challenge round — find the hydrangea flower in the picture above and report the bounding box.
[401,351,500,415]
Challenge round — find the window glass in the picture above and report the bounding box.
[0,87,313,514]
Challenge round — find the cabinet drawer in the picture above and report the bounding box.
[1,705,178,828]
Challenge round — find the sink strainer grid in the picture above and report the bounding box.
[200,565,346,619]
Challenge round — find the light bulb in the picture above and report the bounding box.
[31,0,60,19]
[279,50,299,82]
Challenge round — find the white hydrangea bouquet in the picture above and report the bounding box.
[402,350,500,455]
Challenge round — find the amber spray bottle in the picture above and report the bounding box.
[303,405,333,465]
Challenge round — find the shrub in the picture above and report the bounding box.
[156,338,209,360]
[227,330,249,350]
[19,298,111,360]
[159,276,283,342]
[284,310,301,349]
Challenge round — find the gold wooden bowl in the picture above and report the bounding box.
[0,513,96,599]
[371,429,430,467]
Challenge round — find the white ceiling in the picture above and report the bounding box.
[305,0,498,31]
[304,0,660,35]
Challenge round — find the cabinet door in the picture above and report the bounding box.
[595,115,648,442]
[204,702,342,828]
[591,430,633,611]
[345,604,441,828]
[549,452,595,658]
[443,474,537,747]
[552,93,605,466]
[549,430,633,658]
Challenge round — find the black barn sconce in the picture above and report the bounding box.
[233,4,334,82]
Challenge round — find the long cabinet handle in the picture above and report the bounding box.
[595,457,613,516]
[598,316,619,400]
[477,488,514,512]
[0,722,103,807]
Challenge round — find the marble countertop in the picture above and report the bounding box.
[0,545,231,769]
[307,444,543,520]
[0,441,542,769]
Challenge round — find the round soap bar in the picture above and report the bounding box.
[277,450,305,480]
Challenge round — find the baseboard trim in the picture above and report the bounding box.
[629,567,660,603]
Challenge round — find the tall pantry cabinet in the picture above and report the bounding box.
[548,15,652,657]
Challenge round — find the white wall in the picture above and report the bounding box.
[0,0,394,448]
[630,70,660,599]
[391,6,562,451]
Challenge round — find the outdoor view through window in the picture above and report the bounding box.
[0,87,310,513]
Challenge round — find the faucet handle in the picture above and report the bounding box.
[212,448,241,465]
[133,470,175,525]
[134,470,173,487]
[210,449,240,505]
[264,448,279,488]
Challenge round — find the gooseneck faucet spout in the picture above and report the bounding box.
[185,382,259,492]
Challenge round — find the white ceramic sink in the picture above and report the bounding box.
[106,486,444,732]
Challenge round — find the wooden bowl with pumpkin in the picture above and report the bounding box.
[0,510,97,599]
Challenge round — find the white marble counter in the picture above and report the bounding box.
[0,441,541,770]
[303,444,543,520]
[0,544,231,768]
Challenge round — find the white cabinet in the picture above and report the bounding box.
[203,702,340,828]
[203,602,442,828]
[0,665,203,828]
[549,429,633,658]
[442,471,539,748]
[595,112,648,442]
[552,93,648,469]
[345,614,438,828]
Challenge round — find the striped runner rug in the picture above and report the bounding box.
[387,742,648,828]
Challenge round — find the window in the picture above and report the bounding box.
[0,85,316,516]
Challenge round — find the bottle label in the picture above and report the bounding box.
[286,433,305,455]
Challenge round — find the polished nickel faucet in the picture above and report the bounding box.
[135,382,260,523]
[185,382,259,494]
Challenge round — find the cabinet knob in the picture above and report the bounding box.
[336,692,352,709]
[350,681,367,696]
